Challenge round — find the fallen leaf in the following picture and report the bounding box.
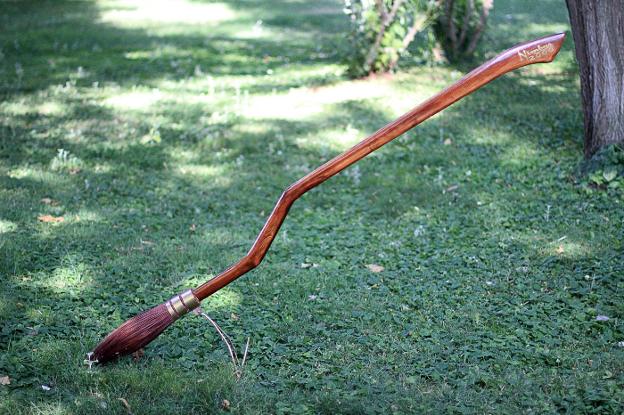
[413,225,425,237]
[40,197,58,205]
[0,376,10,385]
[221,399,231,411]
[132,349,144,361]
[118,397,133,414]
[38,215,64,223]
[556,245,564,254]
[443,138,452,145]
[603,167,617,182]
[230,313,239,321]
[69,167,82,175]
[366,264,384,273]
[189,223,197,232]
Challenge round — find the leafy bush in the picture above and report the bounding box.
[343,0,492,77]
[580,144,624,192]
[343,0,437,77]
[433,0,493,62]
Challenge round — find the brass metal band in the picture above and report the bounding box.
[165,289,200,319]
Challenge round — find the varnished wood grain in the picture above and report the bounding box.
[194,33,565,301]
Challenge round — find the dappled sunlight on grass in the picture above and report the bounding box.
[0,100,65,117]
[14,402,68,415]
[174,164,232,186]
[202,288,243,312]
[317,123,363,149]
[0,219,18,234]
[386,72,456,108]
[98,0,238,27]
[7,167,72,187]
[246,79,396,120]
[103,88,164,111]
[123,45,204,61]
[499,142,541,165]
[199,228,252,250]
[72,208,102,223]
[45,264,93,294]
[505,232,594,261]
[550,239,592,259]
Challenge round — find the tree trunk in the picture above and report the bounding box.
[566,0,624,158]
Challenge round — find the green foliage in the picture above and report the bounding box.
[343,0,436,77]
[434,0,493,62]
[343,0,378,76]
[49,149,84,173]
[1,0,623,413]
[581,144,624,192]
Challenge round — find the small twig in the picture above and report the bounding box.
[201,312,239,368]
[198,311,250,380]
[84,352,98,369]
[118,398,133,415]
[241,337,250,369]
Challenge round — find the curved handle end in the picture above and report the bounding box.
[513,32,566,65]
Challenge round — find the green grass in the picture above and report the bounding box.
[1,0,623,413]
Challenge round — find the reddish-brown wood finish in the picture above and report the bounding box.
[194,33,565,301]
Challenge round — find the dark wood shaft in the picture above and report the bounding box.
[194,32,565,301]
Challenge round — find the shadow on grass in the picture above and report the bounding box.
[1,0,346,96]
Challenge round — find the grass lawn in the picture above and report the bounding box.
[1,0,623,413]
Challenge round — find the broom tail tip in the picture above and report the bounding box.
[90,291,201,364]
[90,303,176,364]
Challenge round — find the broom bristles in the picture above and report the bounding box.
[91,303,175,364]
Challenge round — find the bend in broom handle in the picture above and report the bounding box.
[194,32,565,301]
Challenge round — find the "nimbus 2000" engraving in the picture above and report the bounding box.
[518,43,555,62]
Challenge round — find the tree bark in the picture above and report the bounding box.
[566,0,624,158]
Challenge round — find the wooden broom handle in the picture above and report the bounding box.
[194,32,565,300]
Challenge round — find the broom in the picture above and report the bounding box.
[91,33,565,363]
